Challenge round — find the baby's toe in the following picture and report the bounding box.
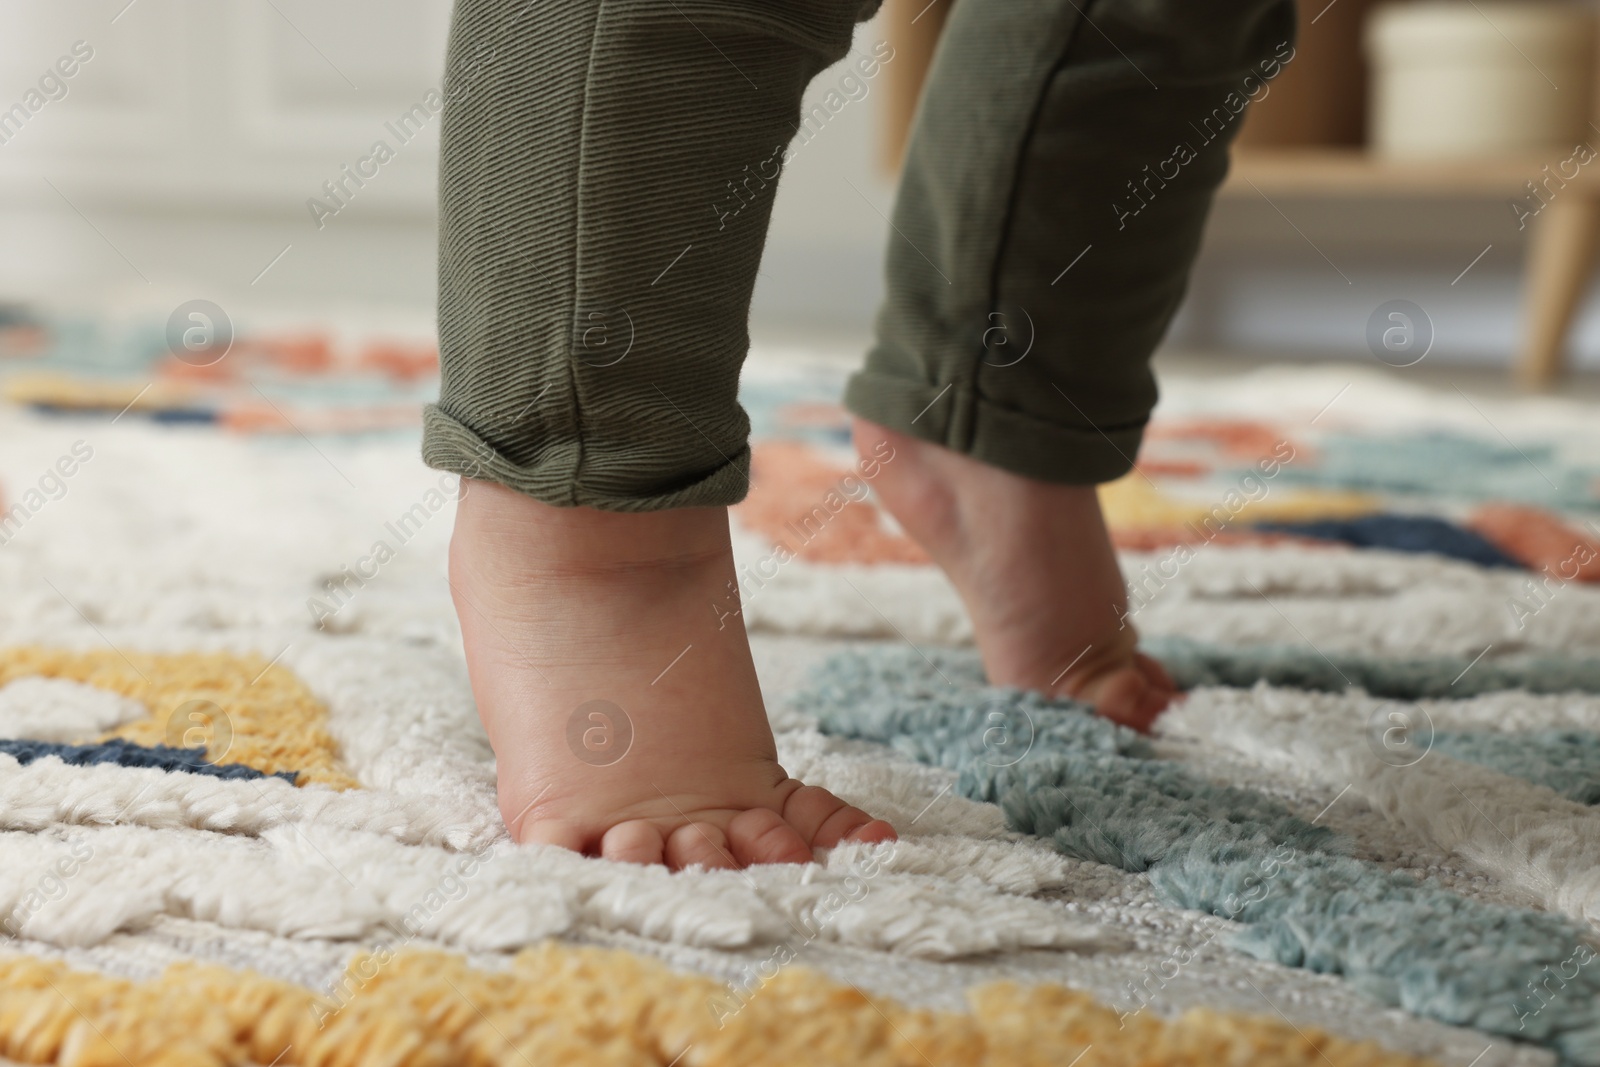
[729,808,812,866]
[843,818,897,845]
[600,820,666,865]
[1090,667,1164,732]
[1136,651,1177,695]
[782,784,896,848]
[665,821,738,871]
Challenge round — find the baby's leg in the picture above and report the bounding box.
[450,484,891,866]
[846,0,1295,729]
[425,0,891,866]
[856,421,1177,728]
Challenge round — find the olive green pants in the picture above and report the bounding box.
[423,0,1296,510]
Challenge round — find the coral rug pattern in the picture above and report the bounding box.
[0,333,1597,1065]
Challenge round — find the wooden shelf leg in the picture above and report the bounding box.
[1516,191,1600,389]
[877,0,951,175]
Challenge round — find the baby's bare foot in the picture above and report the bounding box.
[449,480,895,868]
[854,420,1176,731]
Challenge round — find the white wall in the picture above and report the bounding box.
[0,1,1587,371]
[0,0,449,319]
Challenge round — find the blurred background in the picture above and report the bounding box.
[0,0,1598,405]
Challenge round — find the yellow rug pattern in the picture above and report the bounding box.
[0,647,357,789]
[0,941,1441,1067]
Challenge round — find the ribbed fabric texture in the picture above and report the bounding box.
[846,0,1296,486]
[426,0,1293,507]
[424,0,873,510]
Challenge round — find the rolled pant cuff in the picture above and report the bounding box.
[421,405,751,512]
[842,369,1144,486]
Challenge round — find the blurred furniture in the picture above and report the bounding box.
[878,0,951,173]
[1225,149,1600,388]
[877,0,1600,387]
[0,1,449,303]
[1233,0,1596,388]
[1365,2,1592,159]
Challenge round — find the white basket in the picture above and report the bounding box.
[1366,1,1594,159]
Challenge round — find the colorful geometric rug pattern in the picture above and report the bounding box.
[0,332,1598,1064]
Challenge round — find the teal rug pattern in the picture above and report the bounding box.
[1145,636,1600,701]
[800,645,1600,1065]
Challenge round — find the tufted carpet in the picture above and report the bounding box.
[0,324,1598,1065]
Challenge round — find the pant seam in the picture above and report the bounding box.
[974,2,1091,450]
[564,0,609,506]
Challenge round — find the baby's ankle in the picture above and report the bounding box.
[453,479,733,569]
